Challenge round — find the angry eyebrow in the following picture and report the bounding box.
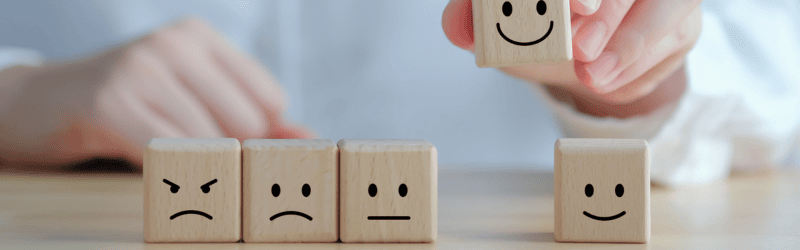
[163,179,179,188]
[201,179,218,188]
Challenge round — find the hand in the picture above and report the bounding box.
[0,19,311,167]
[442,0,702,112]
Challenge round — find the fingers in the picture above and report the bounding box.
[443,0,475,51]
[576,0,703,92]
[146,24,269,140]
[121,46,225,138]
[604,8,702,92]
[571,0,602,16]
[572,0,636,62]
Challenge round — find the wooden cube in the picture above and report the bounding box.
[473,0,572,67]
[554,138,650,243]
[338,139,437,243]
[143,138,241,243]
[242,139,338,242]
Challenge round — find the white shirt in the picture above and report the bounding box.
[1,0,797,186]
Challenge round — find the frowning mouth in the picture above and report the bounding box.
[270,211,313,221]
[583,211,626,221]
[170,210,213,220]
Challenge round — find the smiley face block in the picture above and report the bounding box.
[242,139,338,242]
[339,139,437,243]
[143,138,241,243]
[554,139,650,243]
[472,0,572,67]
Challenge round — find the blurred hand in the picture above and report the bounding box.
[443,0,702,113]
[0,19,311,167]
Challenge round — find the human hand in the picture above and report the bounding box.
[443,0,702,109]
[0,19,311,167]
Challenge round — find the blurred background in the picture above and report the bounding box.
[0,1,561,169]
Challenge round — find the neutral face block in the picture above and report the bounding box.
[338,139,437,243]
[554,138,650,243]
[242,139,338,242]
[473,0,572,67]
[143,138,241,243]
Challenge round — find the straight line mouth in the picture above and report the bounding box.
[367,216,411,220]
[170,210,213,220]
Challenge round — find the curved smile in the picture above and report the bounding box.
[170,210,213,220]
[270,211,313,221]
[496,21,554,46]
[583,211,626,221]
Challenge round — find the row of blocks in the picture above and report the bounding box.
[143,139,436,243]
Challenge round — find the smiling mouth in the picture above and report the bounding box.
[583,211,626,221]
[496,21,554,46]
[270,211,313,221]
[368,216,411,220]
[170,210,213,220]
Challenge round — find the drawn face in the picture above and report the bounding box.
[268,183,314,221]
[339,139,437,242]
[365,183,411,221]
[582,183,626,221]
[242,139,338,242]
[496,0,552,46]
[473,0,571,66]
[162,178,218,220]
[554,139,649,242]
[143,138,241,243]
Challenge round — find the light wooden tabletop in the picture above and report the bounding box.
[1,165,799,249]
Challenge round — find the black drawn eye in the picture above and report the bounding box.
[502,1,513,16]
[302,183,311,197]
[398,184,408,197]
[368,183,377,197]
[536,0,547,15]
[615,184,624,197]
[585,183,594,197]
[200,179,217,194]
[163,179,180,194]
[272,183,281,197]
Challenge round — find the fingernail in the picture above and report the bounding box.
[585,52,619,88]
[576,21,607,60]
[577,0,601,12]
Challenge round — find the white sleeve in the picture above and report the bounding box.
[535,2,800,187]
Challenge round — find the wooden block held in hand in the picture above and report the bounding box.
[339,139,437,243]
[473,0,572,67]
[554,138,650,243]
[242,139,338,242]
[143,138,241,243]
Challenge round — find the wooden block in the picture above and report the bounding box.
[242,139,338,242]
[554,138,650,243]
[143,138,241,243]
[473,0,572,67]
[338,139,437,243]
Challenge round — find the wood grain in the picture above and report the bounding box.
[338,139,437,243]
[554,138,650,243]
[473,0,572,67]
[1,166,800,249]
[143,138,241,243]
[242,139,338,242]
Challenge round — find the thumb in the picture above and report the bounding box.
[442,0,475,51]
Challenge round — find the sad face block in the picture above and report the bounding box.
[242,139,338,242]
[338,139,437,243]
[472,0,572,67]
[143,138,241,243]
[554,138,650,243]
